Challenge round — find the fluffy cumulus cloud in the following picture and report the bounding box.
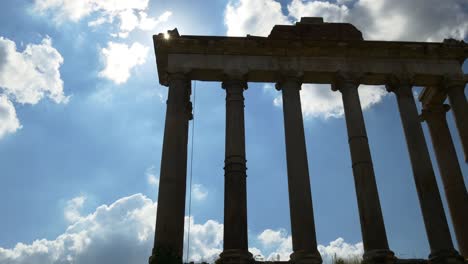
[0,95,21,138]
[224,0,289,36]
[99,42,149,84]
[34,0,172,38]
[256,228,363,262]
[272,84,387,119]
[0,36,67,105]
[64,196,86,223]
[0,193,363,264]
[0,36,66,138]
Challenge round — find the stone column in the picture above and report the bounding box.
[218,79,253,264]
[276,78,322,264]
[445,78,468,163]
[150,73,192,264]
[332,74,394,264]
[386,78,463,264]
[420,103,468,258]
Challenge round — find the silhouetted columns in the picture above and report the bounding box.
[386,78,463,264]
[150,73,192,264]
[420,103,468,258]
[445,78,468,163]
[332,74,394,264]
[218,79,253,264]
[276,78,322,264]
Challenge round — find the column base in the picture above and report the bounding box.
[216,249,254,264]
[363,249,396,264]
[289,250,322,264]
[148,247,182,264]
[429,249,465,264]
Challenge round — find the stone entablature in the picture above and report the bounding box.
[154,26,468,87]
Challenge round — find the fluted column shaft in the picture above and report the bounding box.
[387,82,463,263]
[420,104,468,258]
[446,81,468,163]
[151,73,192,264]
[333,77,394,264]
[219,79,253,264]
[276,78,322,264]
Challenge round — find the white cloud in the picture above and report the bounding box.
[0,95,21,139]
[146,166,159,187]
[192,184,208,201]
[288,0,349,23]
[0,36,67,105]
[256,228,363,262]
[286,0,468,41]
[318,237,364,263]
[64,196,86,223]
[183,217,223,263]
[0,36,66,139]
[258,228,288,247]
[33,0,95,22]
[34,0,172,38]
[99,41,148,84]
[225,0,289,36]
[117,11,173,38]
[0,192,365,264]
[0,193,156,264]
[33,0,148,22]
[273,84,387,119]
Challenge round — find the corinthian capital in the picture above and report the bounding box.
[331,71,362,92]
[385,74,414,96]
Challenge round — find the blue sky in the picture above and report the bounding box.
[0,0,467,263]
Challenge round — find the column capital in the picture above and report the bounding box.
[385,74,414,96]
[331,72,362,92]
[440,74,467,91]
[275,76,302,91]
[420,104,450,122]
[167,72,189,82]
[222,79,248,90]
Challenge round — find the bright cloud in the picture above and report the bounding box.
[0,36,66,139]
[0,95,21,138]
[192,184,208,201]
[0,193,364,264]
[64,196,86,223]
[34,0,172,38]
[256,228,363,262]
[146,166,159,187]
[225,0,289,36]
[0,36,67,105]
[287,0,468,41]
[273,84,387,119]
[99,41,149,84]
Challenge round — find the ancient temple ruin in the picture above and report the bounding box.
[149,18,468,264]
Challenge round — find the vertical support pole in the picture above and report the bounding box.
[446,78,468,163]
[276,77,322,264]
[150,73,192,264]
[420,103,468,259]
[387,77,463,264]
[218,79,253,264]
[332,74,394,264]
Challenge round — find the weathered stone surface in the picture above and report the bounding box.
[333,74,394,264]
[419,103,468,258]
[276,77,321,264]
